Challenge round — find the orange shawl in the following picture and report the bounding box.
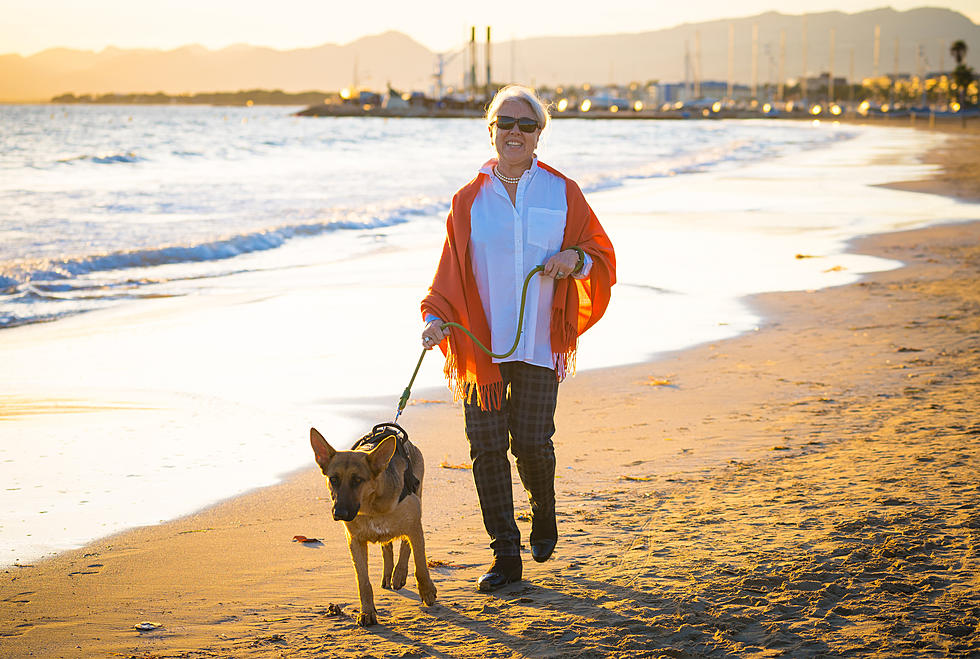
[421,161,616,411]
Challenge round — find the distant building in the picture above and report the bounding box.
[654,80,753,104]
[806,72,849,98]
[656,82,689,104]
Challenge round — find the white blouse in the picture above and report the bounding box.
[431,158,593,370]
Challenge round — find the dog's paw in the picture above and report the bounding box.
[381,575,392,589]
[356,610,378,627]
[419,581,437,606]
[391,566,408,590]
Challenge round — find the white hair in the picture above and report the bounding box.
[485,85,551,133]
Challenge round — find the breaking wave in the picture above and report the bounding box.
[57,152,147,165]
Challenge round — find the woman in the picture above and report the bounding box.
[420,85,615,592]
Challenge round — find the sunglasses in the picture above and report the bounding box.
[492,115,540,133]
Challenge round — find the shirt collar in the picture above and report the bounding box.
[480,156,539,178]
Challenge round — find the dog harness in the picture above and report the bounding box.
[350,422,420,502]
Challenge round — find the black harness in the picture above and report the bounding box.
[350,422,420,502]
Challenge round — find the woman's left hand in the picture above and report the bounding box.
[542,249,579,279]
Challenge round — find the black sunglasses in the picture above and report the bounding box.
[492,115,540,133]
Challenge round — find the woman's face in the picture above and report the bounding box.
[490,98,541,170]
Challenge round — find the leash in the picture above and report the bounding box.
[394,264,545,422]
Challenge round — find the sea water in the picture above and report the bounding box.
[1,105,976,566]
[1,104,855,329]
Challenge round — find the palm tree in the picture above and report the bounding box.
[948,40,974,125]
[951,64,975,105]
[950,40,967,66]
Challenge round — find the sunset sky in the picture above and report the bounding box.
[3,0,978,56]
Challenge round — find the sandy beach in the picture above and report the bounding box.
[2,124,979,658]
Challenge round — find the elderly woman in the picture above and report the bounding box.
[420,85,615,592]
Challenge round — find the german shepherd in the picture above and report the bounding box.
[310,425,436,626]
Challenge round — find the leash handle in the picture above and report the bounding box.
[394,263,547,422]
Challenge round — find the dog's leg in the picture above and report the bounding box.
[391,539,411,590]
[381,541,395,589]
[348,537,378,626]
[408,523,437,606]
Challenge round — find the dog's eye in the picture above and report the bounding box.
[328,476,340,487]
[350,475,363,487]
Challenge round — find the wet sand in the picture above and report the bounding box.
[879,117,980,203]
[1,128,978,657]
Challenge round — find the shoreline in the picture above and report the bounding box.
[2,138,979,654]
[878,128,980,203]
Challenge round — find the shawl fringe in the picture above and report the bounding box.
[442,349,505,411]
[551,307,579,381]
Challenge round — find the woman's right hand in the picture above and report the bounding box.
[421,319,449,349]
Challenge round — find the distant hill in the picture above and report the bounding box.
[0,31,435,102]
[1,8,977,102]
[501,7,980,87]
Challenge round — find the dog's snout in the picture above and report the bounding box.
[333,505,358,522]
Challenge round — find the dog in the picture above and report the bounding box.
[310,423,436,626]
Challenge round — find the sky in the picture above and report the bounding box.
[3,0,978,56]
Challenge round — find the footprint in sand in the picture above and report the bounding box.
[68,563,103,576]
[1,591,34,604]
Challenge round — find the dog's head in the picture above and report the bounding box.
[310,427,396,522]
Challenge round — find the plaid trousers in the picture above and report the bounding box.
[464,361,559,558]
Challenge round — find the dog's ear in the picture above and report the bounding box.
[367,435,397,476]
[310,427,336,470]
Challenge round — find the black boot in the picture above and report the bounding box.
[530,510,557,563]
[528,482,558,562]
[477,556,523,592]
[530,538,557,563]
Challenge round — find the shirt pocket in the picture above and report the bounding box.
[526,208,566,251]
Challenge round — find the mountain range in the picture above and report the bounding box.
[1,7,977,102]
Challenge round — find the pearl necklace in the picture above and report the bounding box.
[493,166,522,185]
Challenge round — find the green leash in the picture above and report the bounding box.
[394,264,545,422]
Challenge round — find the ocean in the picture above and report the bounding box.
[1,104,974,567]
[2,104,852,330]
